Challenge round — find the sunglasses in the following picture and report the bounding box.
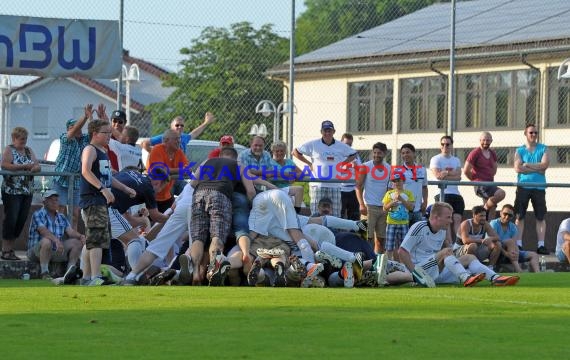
[528,131,538,135]
[441,143,452,147]
[174,124,185,128]
[501,212,514,218]
[112,118,124,124]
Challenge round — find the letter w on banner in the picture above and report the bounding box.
[0,15,121,78]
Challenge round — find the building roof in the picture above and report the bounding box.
[11,50,171,111]
[269,0,570,78]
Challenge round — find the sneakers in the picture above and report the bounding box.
[178,254,193,285]
[340,262,354,288]
[247,257,263,286]
[353,252,364,281]
[273,262,286,287]
[88,277,105,286]
[307,275,326,288]
[63,265,83,285]
[491,275,520,286]
[150,269,177,286]
[119,278,138,286]
[256,247,285,259]
[315,250,342,270]
[285,255,307,284]
[463,273,485,287]
[356,270,378,287]
[375,254,388,287]
[412,266,435,288]
[208,251,231,286]
[301,263,324,288]
[100,265,120,284]
[41,272,53,280]
[356,219,368,239]
[537,246,549,255]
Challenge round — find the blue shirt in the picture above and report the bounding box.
[150,133,191,153]
[516,143,547,189]
[238,149,274,173]
[28,207,70,250]
[489,218,517,244]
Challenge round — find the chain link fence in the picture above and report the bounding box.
[2,0,570,211]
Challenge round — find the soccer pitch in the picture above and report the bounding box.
[1,272,568,359]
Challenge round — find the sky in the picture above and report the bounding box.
[0,0,307,83]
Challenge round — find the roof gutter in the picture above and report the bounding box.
[267,44,570,80]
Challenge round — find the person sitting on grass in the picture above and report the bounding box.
[27,190,85,281]
[392,202,520,288]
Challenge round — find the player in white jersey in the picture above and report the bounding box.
[395,202,519,287]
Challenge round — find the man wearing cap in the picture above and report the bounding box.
[383,173,415,261]
[27,190,85,280]
[293,120,357,217]
[208,135,234,159]
[52,104,93,229]
[140,112,216,154]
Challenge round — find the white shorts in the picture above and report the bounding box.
[109,208,133,239]
[146,184,194,260]
[249,190,300,249]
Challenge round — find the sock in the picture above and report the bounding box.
[40,264,49,273]
[320,242,356,262]
[516,240,523,247]
[443,255,469,282]
[467,259,497,280]
[538,240,545,248]
[294,206,301,214]
[298,239,315,263]
[322,216,359,231]
[125,272,137,281]
[126,238,145,270]
[327,272,344,287]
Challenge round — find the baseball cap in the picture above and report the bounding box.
[391,173,405,181]
[112,110,127,122]
[321,120,335,130]
[220,135,234,145]
[66,118,77,128]
[42,190,59,200]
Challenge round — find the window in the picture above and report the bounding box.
[348,80,393,133]
[547,68,570,127]
[554,147,570,165]
[32,107,49,138]
[457,70,538,130]
[400,77,446,132]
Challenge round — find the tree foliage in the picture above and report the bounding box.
[296,0,446,55]
[147,22,289,145]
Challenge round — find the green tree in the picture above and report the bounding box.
[296,0,445,55]
[147,22,289,146]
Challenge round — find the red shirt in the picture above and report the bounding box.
[466,147,497,181]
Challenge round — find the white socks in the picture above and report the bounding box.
[298,239,315,263]
[467,259,496,280]
[443,255,469,281]
[126,238,146,270]
[322,216,359,231]
[320,242,356,263]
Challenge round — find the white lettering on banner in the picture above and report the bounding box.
[0,15,121,78]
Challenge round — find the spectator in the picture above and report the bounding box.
[140,112,216,153]
[270,140,304,213]
[355,142,391,254]
[52,104,93,229]
[382,173,414,261]
[400,143,428,226]
[463,131,505,220]
[1,127,40,260]
[513,124,549,255]
[293,120,357,217]
[208,135,234,159]
[109,125,143,171]
[311,197,333,217]
[430,135,465,240]
[340,133,361,220]
[556,218,570,265]
[489,204,539,272]
[454,205,501,269]
[27,190,84,279]
[238,135,274,180]
[79,119,136,286]
[146,130,189,213]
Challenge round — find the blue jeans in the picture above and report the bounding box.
[232,192,250,239]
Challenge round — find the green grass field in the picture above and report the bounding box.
[1,272,568,359]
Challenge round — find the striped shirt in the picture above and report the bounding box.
[27,207,70,250]
[54,133,90,189]
[400,220,446,265]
